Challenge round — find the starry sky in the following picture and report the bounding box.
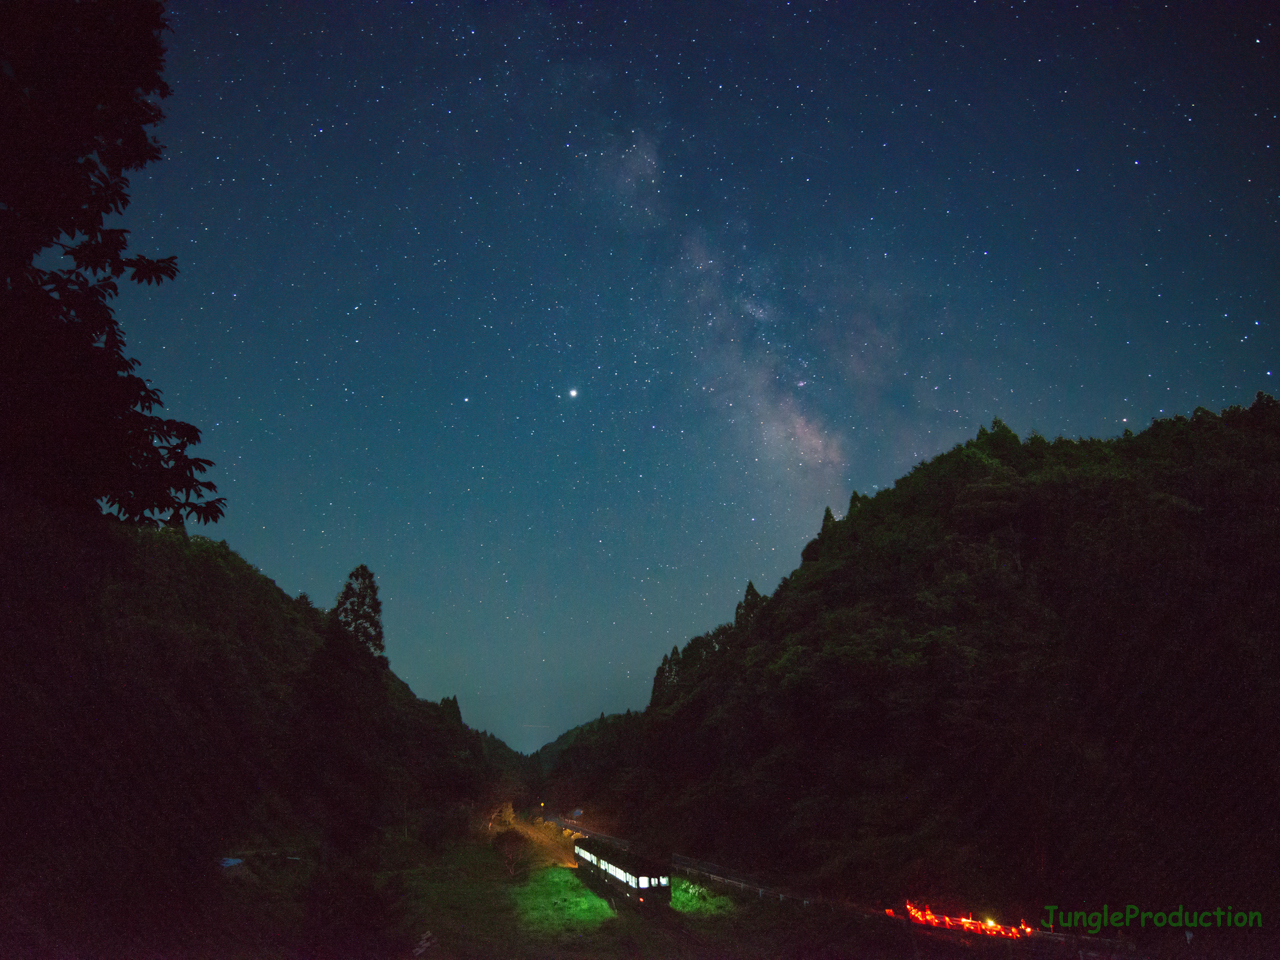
[111,1,1277,754]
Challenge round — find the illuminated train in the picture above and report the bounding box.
[573,835,671,908]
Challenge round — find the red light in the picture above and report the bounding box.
[904,902,1027,939]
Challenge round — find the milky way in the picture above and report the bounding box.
[113,1,1277,752]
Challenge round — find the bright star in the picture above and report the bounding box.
[569,389,578,398]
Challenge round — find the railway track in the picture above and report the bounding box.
[543,817,1146,959]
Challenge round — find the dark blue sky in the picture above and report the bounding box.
[112,1,1277,753]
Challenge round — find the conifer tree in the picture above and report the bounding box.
[332,564,385,654]
[734,580,764,629]
[821,505,836,533]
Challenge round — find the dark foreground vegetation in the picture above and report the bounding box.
[538,394,1280,954]
[0,494,524,958]
[5,404,1273,959]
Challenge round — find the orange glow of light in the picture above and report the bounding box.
[904,902,1034,939]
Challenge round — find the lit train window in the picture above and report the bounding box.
[639,877,649,888]
[660,877,669,886]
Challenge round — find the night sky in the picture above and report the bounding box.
[111,1,1277,754]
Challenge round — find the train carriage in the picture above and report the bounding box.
[572,835,671,908]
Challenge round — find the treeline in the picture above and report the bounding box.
[0,6,535,954]
[0,494,516,956]
[540,394,1280,931]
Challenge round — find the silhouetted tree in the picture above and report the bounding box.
[0,0,225,524]
[821,505,836,533]
[734,579,764,628]
[440,694,463,725]
[332,564,385,654]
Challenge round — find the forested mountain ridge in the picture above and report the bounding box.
[0,492,516,955]
[542,393,1280,922]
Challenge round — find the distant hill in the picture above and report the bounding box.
[541,393,1280,924]
[0,495,516,955]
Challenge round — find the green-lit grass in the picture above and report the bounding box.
[513,866,614,934]
[669,877,736,916]
[399,840,624,958]
[396,832,910,959]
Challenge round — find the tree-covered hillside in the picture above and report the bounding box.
[542,394,1280,924]
[0,494,516,956]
